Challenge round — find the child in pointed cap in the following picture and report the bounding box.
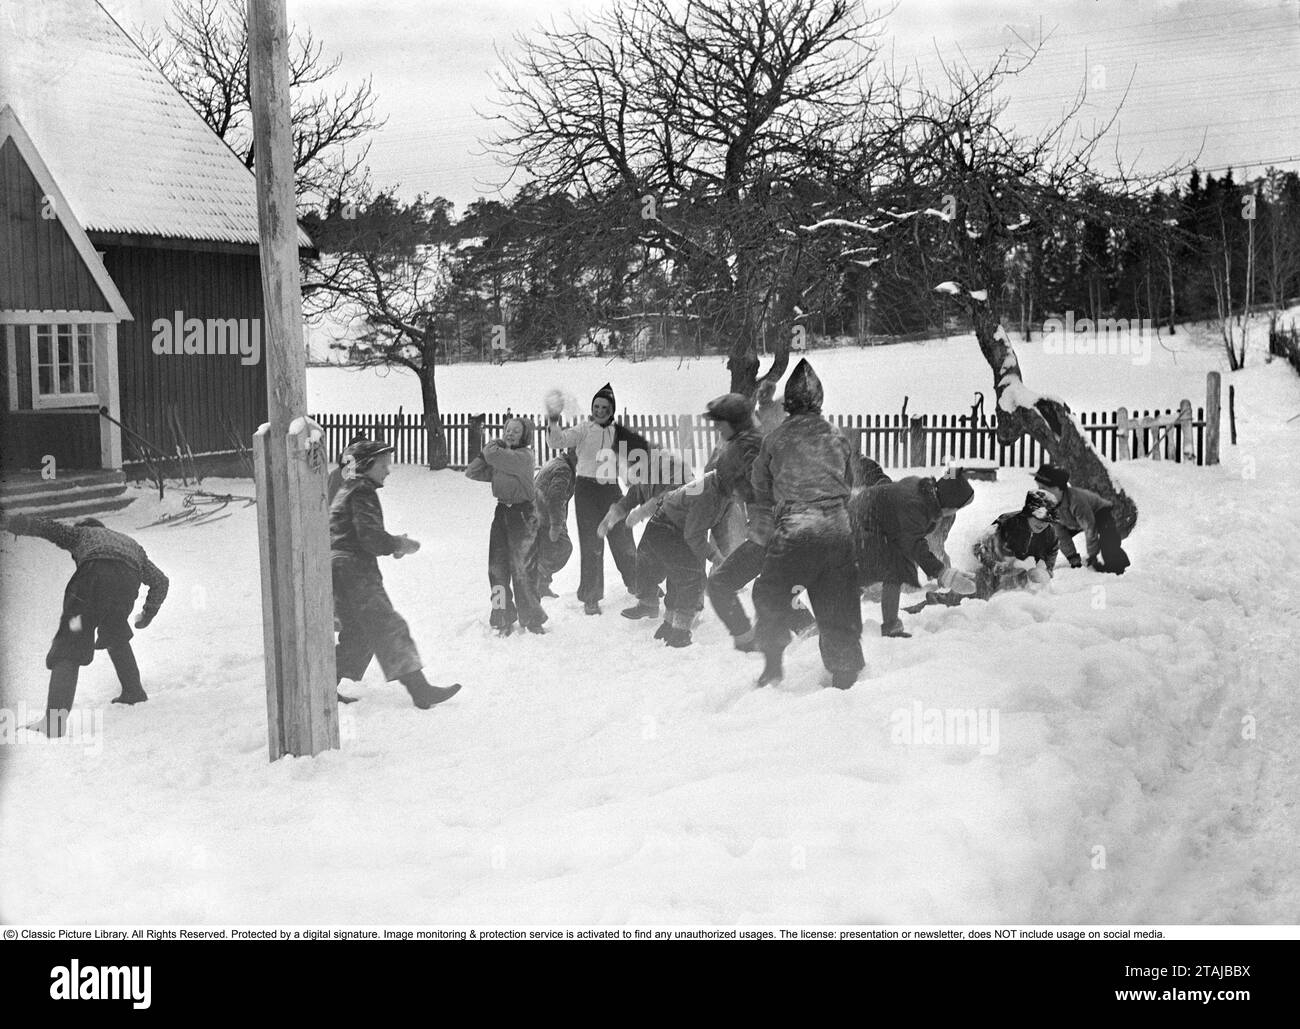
[749,359,864,690]
[544,382,652,614]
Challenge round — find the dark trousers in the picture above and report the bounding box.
[635,519,706,613]
[574,477,637,602]
[490,501,546,629]
[529,509,573,592]
[46,560,140,668]
[707,538,766,636]
[332,554,422,682]
[753,505,864,675]
[1094,508,1131,573]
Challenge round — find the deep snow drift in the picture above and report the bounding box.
[1,325,1297,924]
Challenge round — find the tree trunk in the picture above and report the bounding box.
[970,305,1138,536]
[419,367,449,470]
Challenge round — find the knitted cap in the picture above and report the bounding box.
[703,393,756,430]
[1021,489,1058,522]
[340,439,395,475]
[593,383,616,409]
[935,474,974,510]
[1033,463,1069,489]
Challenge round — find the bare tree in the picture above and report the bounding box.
[135,0,384,207]
[807,45,1185,533]
[487,0,883,395]
[302,193,457,469]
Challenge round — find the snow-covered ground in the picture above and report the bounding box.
[307,321,1242,419]
[1,319,1297,924]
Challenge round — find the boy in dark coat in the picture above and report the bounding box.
[3,513,168,736]
[530,448,577,599]
[855,474,977,637]
[701,394,758,557]
[749,360,864,690]
[466,416,546,635]
[703,393,815,651]
[545,383,653,614]
[331,439,461,708]
[1033,463,1131,574]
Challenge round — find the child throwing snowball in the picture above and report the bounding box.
[2,513,168,736]
[465,416,547,635]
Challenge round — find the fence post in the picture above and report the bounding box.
[676,413,695,471]
[468,413,486,464]
[1205,372,1221,465]
[909,415,926,468]
[1115,408,1131,460]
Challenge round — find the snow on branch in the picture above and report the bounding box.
[800,218,886,234]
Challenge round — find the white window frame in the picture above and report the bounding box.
[30,323,98,409]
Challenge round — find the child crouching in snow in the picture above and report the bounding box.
[465,416,547,636]
[331,439,462,708]
[2,513,168,736]
[971,490,1061,598]
[613,468,731,648]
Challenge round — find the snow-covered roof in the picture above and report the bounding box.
[0,0,310,248]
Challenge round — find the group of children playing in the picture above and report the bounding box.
[3,358,1133,733]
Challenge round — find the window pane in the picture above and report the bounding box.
[38,363,52,394]
[57,332,73,393]
[78,331,94,393]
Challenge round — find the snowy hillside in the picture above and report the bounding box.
[306,320,1260,420]
[1,341,1296,923]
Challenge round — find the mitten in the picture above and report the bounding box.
[596,509,623,539]
[939,567,977,596]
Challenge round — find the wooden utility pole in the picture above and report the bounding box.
[248,0,339,760]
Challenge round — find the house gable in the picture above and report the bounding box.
[0,107,131,322]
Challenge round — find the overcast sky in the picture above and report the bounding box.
[108,0,1300,213]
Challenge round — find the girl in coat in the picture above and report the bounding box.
[971,490,1061,598]
[544,383,652,614]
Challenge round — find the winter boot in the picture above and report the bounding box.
[108,645,148,705]
[621,599,660,620]
[732,627,758,653]
[880,620,912,639]
[652,620,672,641]
[829,670,858,690]
[496,623,514,637]
[400,671,462,710]
[40,661,80,737]
[526,623,546,635]
[540,586,559,599]
[756,652,783,688]
[584,601,601,616]
[663,627,692,647]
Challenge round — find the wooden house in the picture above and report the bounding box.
[0,0,310,494]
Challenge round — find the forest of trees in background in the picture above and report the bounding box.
[303,165,1300,364]
[301,163,1300,363]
